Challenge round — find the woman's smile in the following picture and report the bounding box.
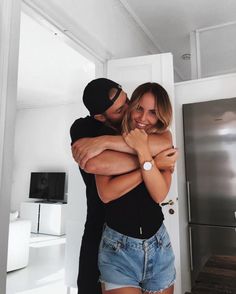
[135,121,148,129]
[130,92,158,132]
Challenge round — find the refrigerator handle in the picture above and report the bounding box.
[189,226,193,271]
[186,181,191,222]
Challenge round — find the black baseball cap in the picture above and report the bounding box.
[83,78,122,115]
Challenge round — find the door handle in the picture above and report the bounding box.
[186,181,191,222]
[161,200,174,206]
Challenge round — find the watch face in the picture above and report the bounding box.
[143,161,152,171]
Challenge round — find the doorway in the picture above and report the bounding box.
[7,4,99,293]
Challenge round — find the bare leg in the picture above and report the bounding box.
[101,284,142,294]
[144,285,174,294]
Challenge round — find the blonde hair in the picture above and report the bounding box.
[122,82,172,134]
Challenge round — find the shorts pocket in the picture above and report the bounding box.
[101,237,120,253]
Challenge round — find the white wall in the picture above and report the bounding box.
[11,102,86,210]
[174,72,236,292]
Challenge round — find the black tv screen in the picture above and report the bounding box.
[29,172,65,202]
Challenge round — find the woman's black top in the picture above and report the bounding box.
[106,182,164,239]
[99,126,164,239]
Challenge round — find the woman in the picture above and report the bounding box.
[96,82,176,294]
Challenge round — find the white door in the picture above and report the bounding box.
[107,53,181,294]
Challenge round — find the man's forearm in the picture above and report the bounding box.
[101,135,136,154]
[84,150,139,175]
[100,130,172,156]
[148,131,173,156]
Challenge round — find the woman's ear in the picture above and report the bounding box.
[94,114,106,123]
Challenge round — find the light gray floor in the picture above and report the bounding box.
[6,234,75,294]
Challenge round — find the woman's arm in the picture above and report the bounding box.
[96,170,142,203]
[123,129,172,203]
[96,131,174,204]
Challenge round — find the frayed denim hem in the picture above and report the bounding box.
[141,279,175,293]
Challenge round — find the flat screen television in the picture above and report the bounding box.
[29,172,66,202]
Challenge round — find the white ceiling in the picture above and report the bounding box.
[23,0,236,82]
[120,0,236,80]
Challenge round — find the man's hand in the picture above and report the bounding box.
[154,148,179,173]
[71,137,107,169]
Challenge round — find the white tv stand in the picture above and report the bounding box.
[20,201,67,235]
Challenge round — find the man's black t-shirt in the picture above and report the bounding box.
[70,116,106,230]
[71,116,114,294]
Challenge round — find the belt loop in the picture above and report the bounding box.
[121,235,127,248]
[155,231,160,247]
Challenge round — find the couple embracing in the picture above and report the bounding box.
[70,78,178,294]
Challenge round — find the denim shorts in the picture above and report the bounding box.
[98,223,176,292]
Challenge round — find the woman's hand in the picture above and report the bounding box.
[123,128,149,154]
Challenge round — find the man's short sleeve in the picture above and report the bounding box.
[70,116,102,145]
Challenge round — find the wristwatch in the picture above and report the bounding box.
[142,160,154,171]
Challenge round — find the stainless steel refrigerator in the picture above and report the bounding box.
[183,98,236,293]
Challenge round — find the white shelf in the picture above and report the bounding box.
[20,202,67,235]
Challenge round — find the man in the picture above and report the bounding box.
[70,78,177,294]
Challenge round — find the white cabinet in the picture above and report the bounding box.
[20,202,67,235]
[20,202,39,233]
[39,203,67,235]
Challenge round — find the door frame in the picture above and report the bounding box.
[0,0,21,291]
